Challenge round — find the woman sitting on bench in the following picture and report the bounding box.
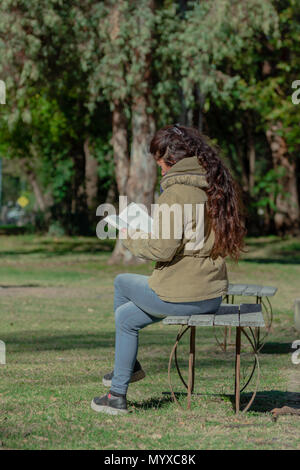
[91,124,246,415]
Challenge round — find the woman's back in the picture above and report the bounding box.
[123,156,228,302]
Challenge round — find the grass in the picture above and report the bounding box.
[0,234,299,450]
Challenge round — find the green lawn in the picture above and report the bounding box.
[0,235,299,450]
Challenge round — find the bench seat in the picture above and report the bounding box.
[163,303,265,328]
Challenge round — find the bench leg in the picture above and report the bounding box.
[235,326,241,414]
[187,326,196,410]
[222,295,234,352]
[223,327,228,352]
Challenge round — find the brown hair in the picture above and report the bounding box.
[150,124,246,261]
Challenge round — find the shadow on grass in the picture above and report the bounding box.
[237,390,288,413]
[1,330,238,363]
[2,332,115,351]
[131,391,234,411]
[241,257,300,265]
[0,240,114,258]
[129,395,174,410]
[128,389,291,414]
[260,342,293,355]
[245,238,284,248]
[3,329,290,370]
[0,284,43,288]
[129,391,231,411]
[1,329,193,353]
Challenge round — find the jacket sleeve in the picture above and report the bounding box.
[121,188,183,262]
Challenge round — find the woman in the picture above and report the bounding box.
[91,124,246,415]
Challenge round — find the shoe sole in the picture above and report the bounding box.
[102,369,146,388]
[91,399,129,415]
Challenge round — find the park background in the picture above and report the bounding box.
[0,0,299,450]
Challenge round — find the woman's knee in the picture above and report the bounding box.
[114,304,136,333]
[114,272,132,291]
[114,304,124,324]
[114,273,124,289]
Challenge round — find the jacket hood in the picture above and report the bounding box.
[160,156,208,191]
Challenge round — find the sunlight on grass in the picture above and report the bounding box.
[0,235,299,450]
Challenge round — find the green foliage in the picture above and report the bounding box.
[47,221,66,237]
[0,0,299,235]
[252,167,285,211]
[94,136,114,190]
[170,0,279,107]
[0,235,300,449]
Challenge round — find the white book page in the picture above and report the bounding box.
[104,214,129,231]
[119,203,153,233]
[104,202,153,233]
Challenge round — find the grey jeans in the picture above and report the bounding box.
[110,273,222,395]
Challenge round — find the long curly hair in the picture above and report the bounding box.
[150,124,246,261]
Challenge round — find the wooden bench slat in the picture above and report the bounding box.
[162,303,267,327]
[227,284,248,296]
[259,286,277,297]
[239,312,265,327]
[213,304,240,326]
[242,285,264,296]
[163,316,189,325]
[214,314,240,326]
[188,314,214,326]
[216,304,240,314]
[227,283,277,298]
[240,304,262,314]
[239,303,265,327]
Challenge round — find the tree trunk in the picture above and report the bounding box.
[108,0,157,265]
[246,114,256,194]
[108,97,157,265]
[127,95,157,211]
[195,86,205,132]
[84,138,98,207]
[84,138,99,220]
[20,158,48,214]
[105,180,117,205]
[234,137,249,193]
[126,0,157,212]
[106,3,135,265]
[266,123,300,235]
[108,103,132,264]
[71,150,89,234]
[28,173,47,213]
[112,102,130,195]
[178,0,192,126]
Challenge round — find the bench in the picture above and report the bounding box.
[163,303,265,413]
[226,283,277,327]
[222,283,277,351]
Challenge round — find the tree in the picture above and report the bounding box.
[87,0,158,263]
[0,0,114,233]
[1,0,299,243]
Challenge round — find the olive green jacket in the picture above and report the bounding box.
[122,156,228,302]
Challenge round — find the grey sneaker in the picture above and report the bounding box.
[102,360,146,387]
[91,393,128,415]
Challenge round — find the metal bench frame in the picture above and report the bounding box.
[163,303,265,413]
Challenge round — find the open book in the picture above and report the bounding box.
[104,202,154,234]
